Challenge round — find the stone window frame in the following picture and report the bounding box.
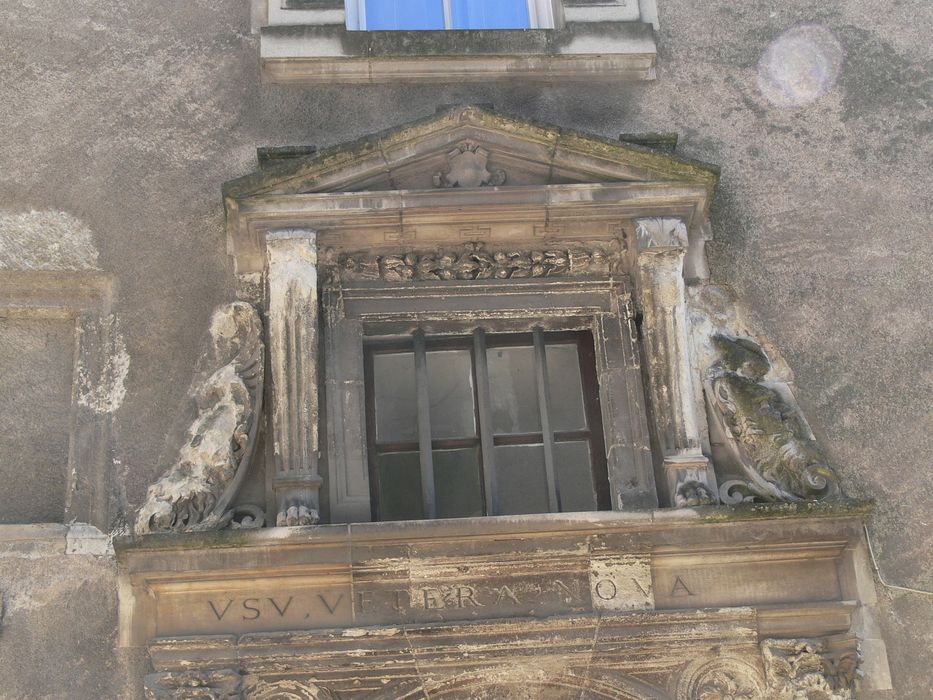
[0,270,117,530]
[253,0,660,84]
[320,272,653,523]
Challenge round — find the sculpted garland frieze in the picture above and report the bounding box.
[328,242,624,283]
[135,302,265,534]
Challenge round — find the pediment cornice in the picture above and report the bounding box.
[222,107,720,274]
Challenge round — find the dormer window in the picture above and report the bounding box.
[346,0,556,30]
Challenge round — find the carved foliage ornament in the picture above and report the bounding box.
[334,242,622,283]
[762,637,861,700]
[433,141,506,188]
[706,334,841,504]
[135,302,265,534]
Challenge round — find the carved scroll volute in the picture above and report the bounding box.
[633,217,719,507]
[266,229,323,527]
[135,302,265,534]
[707,334,842,503]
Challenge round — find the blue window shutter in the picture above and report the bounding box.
[364,0,446,30]
[451,0,531,29]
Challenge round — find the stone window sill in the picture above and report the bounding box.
[259,22,657,84]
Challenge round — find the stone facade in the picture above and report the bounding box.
[1,0,930,698]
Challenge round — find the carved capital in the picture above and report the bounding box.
[143,669,242,700]
[762,637,861,700]
[635,216,688,250]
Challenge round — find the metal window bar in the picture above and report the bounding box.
[412,329,437,519]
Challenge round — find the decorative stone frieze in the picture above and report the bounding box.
[762,636,861,699]
[135,302,264,534]
[265,230,323,527]
[332,241,622,283]
[143,669,242,700]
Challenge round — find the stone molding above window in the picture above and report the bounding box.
[252,0,659,84]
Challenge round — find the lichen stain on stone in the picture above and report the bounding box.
[0,209,100,271]
[76,316,130,415]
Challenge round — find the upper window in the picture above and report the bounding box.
[365,328,609,521]
[347,0,555,30]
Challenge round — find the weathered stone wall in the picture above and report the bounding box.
[0,0,928,697]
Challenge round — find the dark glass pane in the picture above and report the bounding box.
[495,444,549,514]
[434,447,484,518]
[451,0,531,29]
[487,345,540,435]
[377,451,424,521]
[546,343,587,432]
[373,352,418,443]
[554,441,597,512]
[426,349,476,439]
[364,0,445,30]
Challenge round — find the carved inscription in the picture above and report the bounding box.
[588,555,654,612]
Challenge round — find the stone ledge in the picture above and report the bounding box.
[0,523,112,557]
[259,22,657,84]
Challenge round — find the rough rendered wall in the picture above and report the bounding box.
[0,0,929,697]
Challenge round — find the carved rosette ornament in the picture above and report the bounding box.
[143,669,243,700]
[334,242,620,283]
[706,334,841,504]
[762,638,861,700]
[135,302,265,534]
[244,677,339,700]
[677,659,766,700]
[433,141,506,188]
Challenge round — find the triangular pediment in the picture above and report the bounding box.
[222,105,719,200]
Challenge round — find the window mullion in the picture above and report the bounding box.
[413,329,437,519]
[533,328,561,513]
[473,328,498,516]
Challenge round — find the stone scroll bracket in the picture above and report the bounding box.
[633,217,718,507]
[265,229,323,527]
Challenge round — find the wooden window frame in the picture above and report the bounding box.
[346,0,557,30]
[363,328,610,521]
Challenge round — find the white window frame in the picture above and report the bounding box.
[346,0,556,31]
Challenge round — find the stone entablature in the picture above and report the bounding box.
[252,1,659,85]
[119,506,869,698]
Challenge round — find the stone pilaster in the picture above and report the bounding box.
[266,229,322,526]
[634,217,718,506]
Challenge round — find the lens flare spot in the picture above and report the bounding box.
[757,25,843,107]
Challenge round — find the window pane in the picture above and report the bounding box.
[426,349,476,439]
[373,352,418,443]
[487,345,540,434]
[546,343,587,432]
[434,447,484,518]
[364,0,445,30]
[554,441,597,512]
[377,451,424,521]
[451,0,531,29]
[495,444,549,514]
